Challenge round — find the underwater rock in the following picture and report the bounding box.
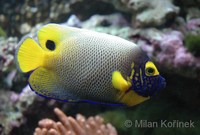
[103,0,179,27]
[130,0,179,27]
[68,0,116,20]
[4,70,17,88]
[186,8,200,21]
[19,23,32,35]
[101,0,129,13]
[0,37,18,72]
[80,13,134,40]
[16,85,37,112]
[82,13,129,28]
[0,0,72,36]
[0,37,28,90]
[63,14,82,27]
[173,0,200,8]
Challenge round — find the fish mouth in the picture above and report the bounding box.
[147,76,166,97]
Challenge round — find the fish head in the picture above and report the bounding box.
[130,60,166,97]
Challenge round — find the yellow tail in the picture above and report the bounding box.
[15,37,44,72]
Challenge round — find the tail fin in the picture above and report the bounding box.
[15,37,44,72]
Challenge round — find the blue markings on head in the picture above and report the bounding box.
[130,65,166,97]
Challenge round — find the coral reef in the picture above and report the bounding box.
[0,37,18,72]
[1,0,200,135]
[0,85,37,135]
[0,0,71,36]
[138,29,200,79]
[185,34,200,57]
[34,108,117,135]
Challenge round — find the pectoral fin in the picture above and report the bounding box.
[112,71,131,92]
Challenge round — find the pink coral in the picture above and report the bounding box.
[33,108,117,135]
[160,31,183,54]
[174,48,194,67]
[140,30,198,68]
[186,18,200,30]
[159,31,198,68]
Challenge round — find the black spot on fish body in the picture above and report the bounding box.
[46,40,55,51]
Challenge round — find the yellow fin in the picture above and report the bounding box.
[29,67,76,100]
[112,71,131,92]
[120,90,150,106]
[15,37,44,72]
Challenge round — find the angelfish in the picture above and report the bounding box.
[15,24,166,106]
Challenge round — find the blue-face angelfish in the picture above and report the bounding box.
[15,23,166,106]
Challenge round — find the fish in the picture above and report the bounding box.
[15,23,166,106]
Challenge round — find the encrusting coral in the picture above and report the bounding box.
[33,108,118,135]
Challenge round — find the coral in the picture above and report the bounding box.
[0,85,42,135]
[0,90,25,135]
[0,36,28,91]
[0,27,6,37]
[133,28,200,79]
[33,108,117,135]
[0,37,18,72]
[185,34,200,57]
[0,0,72,36]
[186,18,200,35]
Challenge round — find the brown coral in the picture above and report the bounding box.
[33,108,117,135]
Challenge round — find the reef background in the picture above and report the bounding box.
[0,0,200,135]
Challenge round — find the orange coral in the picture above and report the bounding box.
[33,108,117,135]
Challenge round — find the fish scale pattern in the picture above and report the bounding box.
[53,32,143,103]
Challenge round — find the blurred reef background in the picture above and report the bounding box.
[0,0,200,135]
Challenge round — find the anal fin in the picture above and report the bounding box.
[29,67,76,101]
[120,90,150,106]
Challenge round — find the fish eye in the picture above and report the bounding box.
[146,67,155,76]
[46,40,56,51]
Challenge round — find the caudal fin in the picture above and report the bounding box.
[15,37,44,72]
